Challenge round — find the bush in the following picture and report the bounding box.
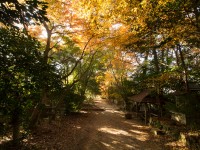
[64,91,85,113]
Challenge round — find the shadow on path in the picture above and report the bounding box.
[75,97,169,150]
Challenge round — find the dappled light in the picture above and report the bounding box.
[165,141,187,149]
[104,109,123,114]
[73,98,167,150]
[131,124,146,128]
[1,0,199,149]
[130,129,147,135]
[0,136,12,144]
[98,127,131,136]
[129,130,149,142]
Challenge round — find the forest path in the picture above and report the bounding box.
[75,97,168,150]
[25,97,173,150]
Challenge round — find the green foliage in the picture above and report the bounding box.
[0,28,41,109]
[107,85,122,100]
[64,90,85,113]
[165,92,200,129]
[107,78,134,110]
[0,0,48,27]
[0,28,39,139]
[53,37,102,102]
[0,28,62,140]
[165,93,200,113]
[85,78,100,95]
[177,93,199,115]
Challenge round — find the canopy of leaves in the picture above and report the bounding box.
[0,0,48,27]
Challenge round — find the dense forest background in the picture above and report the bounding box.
[0,0,200,146]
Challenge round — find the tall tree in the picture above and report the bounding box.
[0,28,61,144]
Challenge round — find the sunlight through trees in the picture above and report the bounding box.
[0,0,200,149]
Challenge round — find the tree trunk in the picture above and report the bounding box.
[152,49,160,73]
[161,50,165,72]
[29,88,50,128]
[29,105,40,128]
[174,48,180,67]
[29,22,53,128]
[12,107,21,146]
[177,44,189,92]
[165,48,170,70]
[142,51,149,75]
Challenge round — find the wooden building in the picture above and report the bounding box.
[128,89,164,124]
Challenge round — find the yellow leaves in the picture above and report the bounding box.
[28,25,44,39]
[105,71,115,83]
[158,0,176,6]
[43,0,72,23]
[140,0,148,8]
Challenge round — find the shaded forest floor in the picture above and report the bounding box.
[1,97,188,150]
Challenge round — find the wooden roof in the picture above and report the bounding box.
[128,89,151,103]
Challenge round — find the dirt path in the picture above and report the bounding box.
[74,97,169,150]
[18,97,174,150]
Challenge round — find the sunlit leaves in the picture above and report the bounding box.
[0,0,48,27]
